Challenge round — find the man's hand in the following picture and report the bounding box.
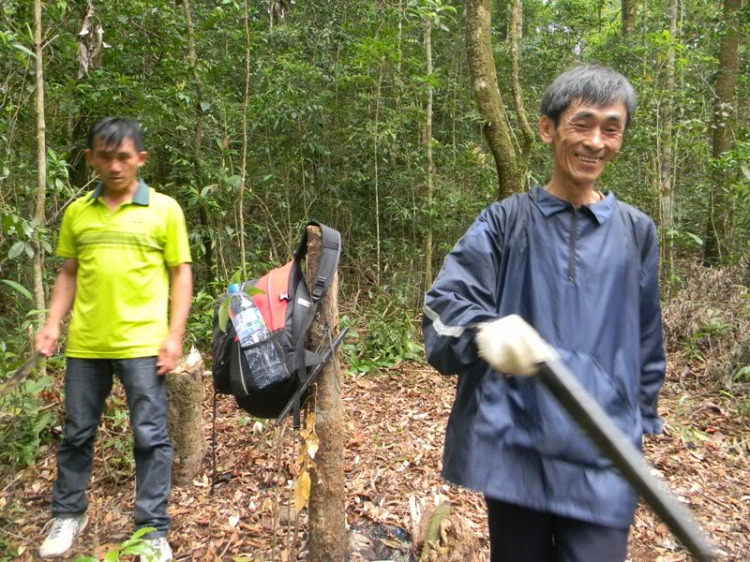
[157,334,182,375]
[476,315,555,376]
[35,323,61,357]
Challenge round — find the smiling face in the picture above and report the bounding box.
[85,136,147,196]
[540,100,627,192]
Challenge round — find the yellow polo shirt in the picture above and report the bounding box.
[57,180,192,358]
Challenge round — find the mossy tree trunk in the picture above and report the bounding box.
[704,0,740,266]
[466,0,522,200]
[306,224,346,561]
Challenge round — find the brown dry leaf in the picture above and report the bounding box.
[294,470,311,514]
[305,429,320,459]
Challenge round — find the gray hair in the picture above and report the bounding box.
[540,65,637,128]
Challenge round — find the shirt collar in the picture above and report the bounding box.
[90,179,150,206]
[530,185,615,225]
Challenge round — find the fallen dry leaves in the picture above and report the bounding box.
[1,362,748,560]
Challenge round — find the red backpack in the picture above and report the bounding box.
[211,221,343,426]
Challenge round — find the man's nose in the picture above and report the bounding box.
[583,128,604,151]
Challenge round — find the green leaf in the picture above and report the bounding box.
[103,550,121,562]
[219,298,230,333]
[1,279,32,300]
[122,543,155,556]
[131,526,156,539]
[12,43,36,58]
[243,286,265,297]
[8,241,25,259]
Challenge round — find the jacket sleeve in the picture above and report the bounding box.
[639,220,666,434]
[423,206,503,376]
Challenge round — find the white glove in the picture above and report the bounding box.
[476,315,555,376]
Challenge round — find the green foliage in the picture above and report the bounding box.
[0,0,747,470]
[344,289,422,375]
[74,526,157,562]
[0,350,57,477]
[98,392,135,478]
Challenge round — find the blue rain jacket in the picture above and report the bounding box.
[423,186,665,529]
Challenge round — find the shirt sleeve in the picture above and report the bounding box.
[163,198,192,267]
[639,220,666,434]
[422,205,505,376]
[56,204,78,258]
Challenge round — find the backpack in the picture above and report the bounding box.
[211,221,342,427]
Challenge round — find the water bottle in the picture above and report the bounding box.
[227,284,268,346]
[227,283,286,392]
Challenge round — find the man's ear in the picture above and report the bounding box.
[539,116,554,145]
[84,149,93,166]
[137,151,148,168]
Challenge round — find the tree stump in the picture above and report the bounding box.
[417,503,481,562]
[166,346,206,486]
[305,224,347,561]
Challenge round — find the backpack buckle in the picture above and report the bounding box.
[280,292,291,301]
[312,276,327,300]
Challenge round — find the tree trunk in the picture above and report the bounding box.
[424,19,434,286]
[622,0,637,36]
[704,0,740,266]
[508,0,533,182]
[182,0,214,275]
[658,0,678,281]
[466,0,521,200]
[374,63,384,286]
[166,348,206,486]
[306,225,345,561]
[239,0,251,278]
[32,0,47,323]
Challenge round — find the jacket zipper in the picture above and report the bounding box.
[568,208,578,283]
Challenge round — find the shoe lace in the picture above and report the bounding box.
[46,518,78,540]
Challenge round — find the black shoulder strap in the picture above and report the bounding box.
[289,221,342,426]
[293,221,341,301]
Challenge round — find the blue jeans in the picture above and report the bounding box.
[52,357,172,536]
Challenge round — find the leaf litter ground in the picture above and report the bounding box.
[1,362,749,560]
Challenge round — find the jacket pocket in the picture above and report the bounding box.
[505,348,632,467]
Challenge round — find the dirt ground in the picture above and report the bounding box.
[1,362,749,561]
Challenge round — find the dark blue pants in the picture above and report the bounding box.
[486,498,629,562]
[52,358,172,536]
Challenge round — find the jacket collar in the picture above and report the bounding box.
[531,185,614,225]
[90,179,150,206]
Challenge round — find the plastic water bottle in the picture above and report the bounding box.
[227,284,268,345]
[227,283,286,392]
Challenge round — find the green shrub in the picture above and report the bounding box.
[344,288,422,375]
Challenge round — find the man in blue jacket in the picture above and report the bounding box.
[423,65,665,561]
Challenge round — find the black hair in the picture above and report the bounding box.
[540,65,637,128]
[88,118,145,151]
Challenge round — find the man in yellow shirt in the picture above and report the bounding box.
[35,118,193,560]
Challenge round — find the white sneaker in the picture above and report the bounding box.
[142,536,173,561]
[39,514,89,558]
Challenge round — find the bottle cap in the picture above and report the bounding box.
[228,283,240,294]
